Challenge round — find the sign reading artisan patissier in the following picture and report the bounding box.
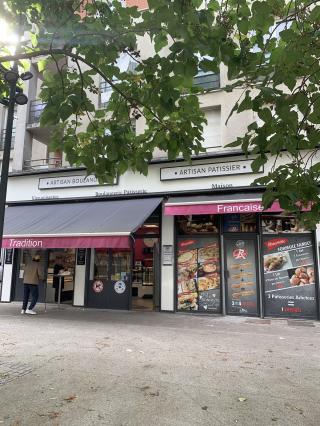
[160,159,261,181]
[39,174,117,189]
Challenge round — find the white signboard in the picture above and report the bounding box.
[160,159,260,181]
[162,245,173,265]
[39,174,117,189]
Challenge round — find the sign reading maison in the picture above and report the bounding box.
[160,159,261,181]
[39,174,117,189]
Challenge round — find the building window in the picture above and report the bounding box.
[0,127,15,150]
[99,81,114,108]
[194,71,220,90]
[99,55,138,109]
[29,100,46,124]
[202,108,221,149]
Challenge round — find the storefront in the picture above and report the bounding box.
[165,194,319,319]
[1,155,320,319]
[0,198,162,311]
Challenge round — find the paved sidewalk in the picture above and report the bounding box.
[0,303,320,426]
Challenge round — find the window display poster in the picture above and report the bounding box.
[177,237,221,313]
[225,238,258,315]
[263,235,317,318]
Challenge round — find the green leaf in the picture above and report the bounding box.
[251,156,267,173]
[59,103,73,122]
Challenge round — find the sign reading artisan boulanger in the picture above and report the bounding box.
[38,174,117,190]
[160,159,261,181]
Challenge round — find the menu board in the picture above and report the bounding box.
[225,238,258,315]
[77,249,86,265]
[177,237,221,313]
[263,235,317,318]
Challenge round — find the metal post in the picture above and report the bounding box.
[44,279,47,312]
[0,64,17,249]
[58,275,62,309]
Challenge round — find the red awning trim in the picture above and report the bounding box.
[2,235,130,249]
[164,200,283,216]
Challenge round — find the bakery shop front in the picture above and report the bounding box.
[165,193,319,319]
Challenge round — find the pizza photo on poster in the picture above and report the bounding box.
[263,235,317,318]
[176,237,221,313]
[225,239,258,315]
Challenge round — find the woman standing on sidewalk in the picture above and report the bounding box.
[21,254,44,315]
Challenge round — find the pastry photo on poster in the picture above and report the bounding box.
[263,235,317,318]
[176,237,221,313]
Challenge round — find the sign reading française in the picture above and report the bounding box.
[160,159,261,181]
[164,201,283,216]
[39,174,117,189]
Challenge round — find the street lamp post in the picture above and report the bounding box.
[0,64,32,248]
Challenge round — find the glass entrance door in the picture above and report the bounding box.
[224,235,259,316]
[87,249,131,310]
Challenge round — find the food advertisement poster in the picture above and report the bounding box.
[225,239,258,315]
[177,237,221,312]
[263,235,317,318]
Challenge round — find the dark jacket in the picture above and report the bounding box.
[53,263,64,289]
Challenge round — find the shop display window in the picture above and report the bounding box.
[111,250,131,281]
[177,215,219,235]
[94,249,109,279]
[223,214,257,233]
[261,214,310,234]
[176,237,221,313]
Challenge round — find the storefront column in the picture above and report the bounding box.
[73,249,87,306]
[0,250,14,302]
[161,211,175,311]
[315,225,320,319]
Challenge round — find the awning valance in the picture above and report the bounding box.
[3,197,162,249]
[164,193,282,216]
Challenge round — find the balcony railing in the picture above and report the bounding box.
[23,157,63,171]
[28,100,47,124]
[0,128,16,150]
[194,72,220,90]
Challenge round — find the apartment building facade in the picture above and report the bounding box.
[0,0,319,319]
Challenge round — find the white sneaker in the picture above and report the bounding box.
[21,310,25,314]
[26,309,37,315]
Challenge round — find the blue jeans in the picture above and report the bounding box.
[22,284,39,311]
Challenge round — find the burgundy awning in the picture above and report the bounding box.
[3,198,162,249]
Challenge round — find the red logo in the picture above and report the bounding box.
[232,248,248,260]
[264,238,288,251]
[93,280,104,293]
[179,240,196,248]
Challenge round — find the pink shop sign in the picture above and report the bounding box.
[164,201,283,216]
[2,235,130,249]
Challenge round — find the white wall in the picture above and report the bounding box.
[73,249,87,306]
[160,212,174,311]
[1,257,13,302]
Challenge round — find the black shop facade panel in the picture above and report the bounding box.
[165,194,319,319]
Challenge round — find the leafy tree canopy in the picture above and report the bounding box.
[1,0,320,226]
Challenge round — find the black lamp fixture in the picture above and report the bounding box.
[0,64,34,250]
[4,70,19,84]
[14,92,28,105]
[20,71,33,81]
